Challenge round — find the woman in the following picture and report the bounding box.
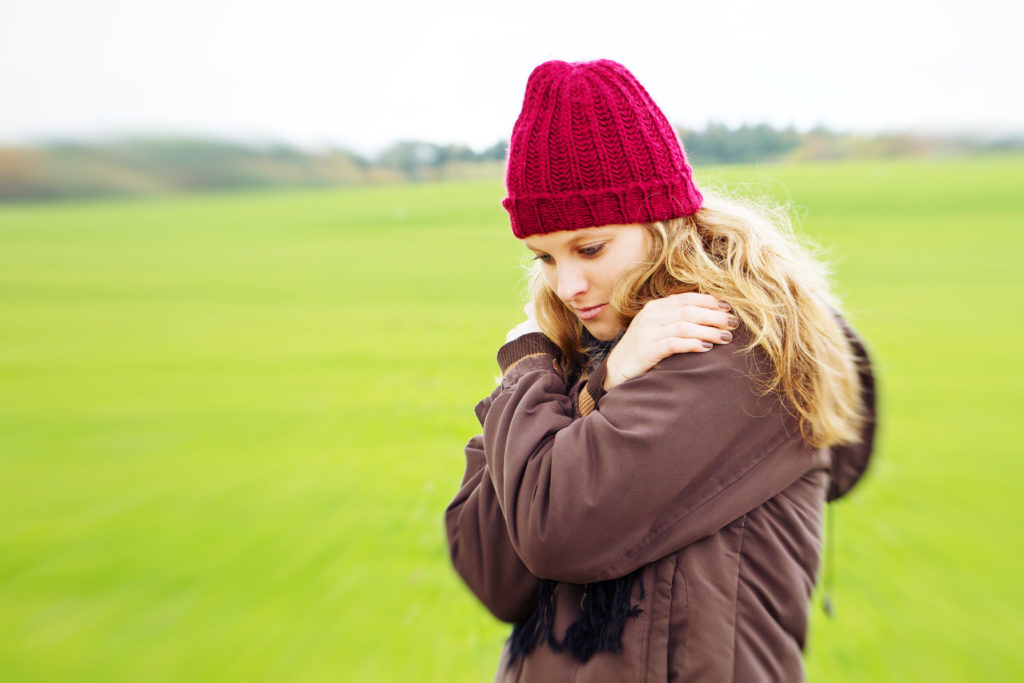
[445,59,876,682]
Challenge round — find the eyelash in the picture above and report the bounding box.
[533,243,605,263]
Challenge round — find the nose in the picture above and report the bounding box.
[555,262,588,303]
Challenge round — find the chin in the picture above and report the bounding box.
[583,322,619,342]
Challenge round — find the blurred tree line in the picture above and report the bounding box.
[0,124,1018,202]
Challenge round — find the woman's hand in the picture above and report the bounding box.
[505,302,542,343]
[603,293,738,391]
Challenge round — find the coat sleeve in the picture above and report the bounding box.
[444,386,541,623]
[482,332,826,585]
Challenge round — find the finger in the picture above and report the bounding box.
[660,306,739,330]
[642,294,732,322]
[655,336,714,359]
[658,320,734,344]
[662,292,730,311]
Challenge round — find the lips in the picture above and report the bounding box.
[574,303,607,320]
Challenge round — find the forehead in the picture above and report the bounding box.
[522,226,617,251]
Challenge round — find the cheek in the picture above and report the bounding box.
[542,267,558,292]
[599,264,628,292]
[612,251,645,283]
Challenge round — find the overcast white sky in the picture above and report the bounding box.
[1,0,1020,156]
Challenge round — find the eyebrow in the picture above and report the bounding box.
[525,230,611,252]
[567,230,608,244]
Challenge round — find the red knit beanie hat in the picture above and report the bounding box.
[502,59,703,238]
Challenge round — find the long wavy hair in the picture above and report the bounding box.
[527,192,867,449]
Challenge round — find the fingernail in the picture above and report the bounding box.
[701,341,713,350]
[720,331,732,343]
[728,316,740,329]
[718,301,732,311]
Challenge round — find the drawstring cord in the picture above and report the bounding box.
[822,502,836,619]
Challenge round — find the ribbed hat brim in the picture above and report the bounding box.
[503,177,703,238]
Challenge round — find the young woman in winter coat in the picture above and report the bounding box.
[444,59,877,682]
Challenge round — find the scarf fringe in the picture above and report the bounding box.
[506,568,645,668]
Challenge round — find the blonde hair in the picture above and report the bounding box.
[528,192,867,449]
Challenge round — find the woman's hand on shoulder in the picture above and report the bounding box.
[604,293,739,391]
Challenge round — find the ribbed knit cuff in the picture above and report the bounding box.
[585,359,610,404]
[497,332,561,376]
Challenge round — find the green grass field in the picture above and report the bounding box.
[1,155,1022,681]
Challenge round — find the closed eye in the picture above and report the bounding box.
[580,243,605,257]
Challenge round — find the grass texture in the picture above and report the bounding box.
[1,155,1022,681]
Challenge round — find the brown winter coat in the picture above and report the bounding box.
[445,320,876,682]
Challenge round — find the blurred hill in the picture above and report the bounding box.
[1,125,1019,202]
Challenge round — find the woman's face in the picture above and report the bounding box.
[523,224,649,341]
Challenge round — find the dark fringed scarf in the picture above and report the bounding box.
[507,567,646,666]
[507,329,646,668]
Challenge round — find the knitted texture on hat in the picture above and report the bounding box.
[502,59,703,238]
